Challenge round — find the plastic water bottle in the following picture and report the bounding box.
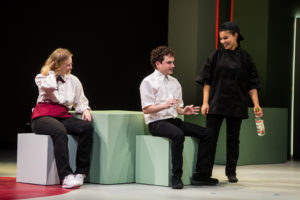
[255,107,265,136]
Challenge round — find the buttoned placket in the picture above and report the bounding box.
[56,76,66,103]
[163,76,177,118]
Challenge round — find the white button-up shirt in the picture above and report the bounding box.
[34,70,90,113]
[139,70,184,124]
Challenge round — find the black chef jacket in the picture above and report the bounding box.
[196,47,260,119]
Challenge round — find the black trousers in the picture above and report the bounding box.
[148,118,214,178]
[31,116,93,181]
[206,114,242,176]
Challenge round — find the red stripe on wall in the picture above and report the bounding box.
[216,0,219,49]
[231,0,234,21]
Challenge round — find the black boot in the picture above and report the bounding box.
[171,176,184,189]
[191,172,219,186]
[227,175,238,183]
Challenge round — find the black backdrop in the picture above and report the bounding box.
[1,1,169,148]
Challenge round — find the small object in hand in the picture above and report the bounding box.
[255,107,265,136]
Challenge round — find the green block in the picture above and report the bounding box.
[135,135,198,186]
[73,110,146,184]
[185,108,288,165]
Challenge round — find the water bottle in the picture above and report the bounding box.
[255,107,265,136]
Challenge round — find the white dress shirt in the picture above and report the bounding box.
[139,70,184,124]
[35,70,90,113]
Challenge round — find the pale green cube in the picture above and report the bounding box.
[135,135,198,186]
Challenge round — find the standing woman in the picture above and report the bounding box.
[31,48,93,188]
[196,21,263,183]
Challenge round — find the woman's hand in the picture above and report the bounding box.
[249,89,263,117]
[82,109,92,122]
[201,103,209,117]
[254,106,263,118]
[41,66,52,76]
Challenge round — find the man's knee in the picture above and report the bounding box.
[172,132,185,143]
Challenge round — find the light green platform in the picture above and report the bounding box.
[73,110,146,184]
[185,108,288,165]
[135,135,198,186]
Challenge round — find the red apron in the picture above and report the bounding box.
[31,102,73,120]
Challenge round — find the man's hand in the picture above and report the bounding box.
[165,99,178,108]
[182,105,200,115]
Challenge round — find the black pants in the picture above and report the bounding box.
[148,118,214,178]
[31,116,93,181]
[206,114,242,176]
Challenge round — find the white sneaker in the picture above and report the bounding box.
[62,174,81,189]
[74,174,86,186]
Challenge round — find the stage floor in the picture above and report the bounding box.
[1,150,299,200]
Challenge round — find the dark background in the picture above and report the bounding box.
[2,0,300,161]
[1,1,169,148]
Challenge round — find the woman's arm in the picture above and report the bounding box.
[74,77,91,116]
[201,84,210,117]
[249,89,263,117]
[35,71,58,90]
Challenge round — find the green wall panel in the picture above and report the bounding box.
[169,0,216,105]
[234,0,269,105]
[185,108,288,165]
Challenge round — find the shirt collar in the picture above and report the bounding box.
[57,74,71,83]
[224,46,240,55]
[62,73,71,80]
[154,69,169,81]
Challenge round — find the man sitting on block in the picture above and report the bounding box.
[139,46,219,189]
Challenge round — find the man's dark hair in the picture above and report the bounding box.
[150,46,175,68]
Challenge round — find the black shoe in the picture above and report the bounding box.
[171,176,184,189]
[227,175,238,183]
[191,173,219,186]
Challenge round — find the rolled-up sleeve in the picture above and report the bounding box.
[196,52,216,86]
[35,71,57,90]
[140,79,155,109]
[74,78,90,113]
[247,56,261,91]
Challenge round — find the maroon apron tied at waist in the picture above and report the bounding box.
[31,102,73,120]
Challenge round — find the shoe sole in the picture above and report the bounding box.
[227,176,238,183]
[62,183,81,189]
[191,180,218,186]
[172,184,184,189]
